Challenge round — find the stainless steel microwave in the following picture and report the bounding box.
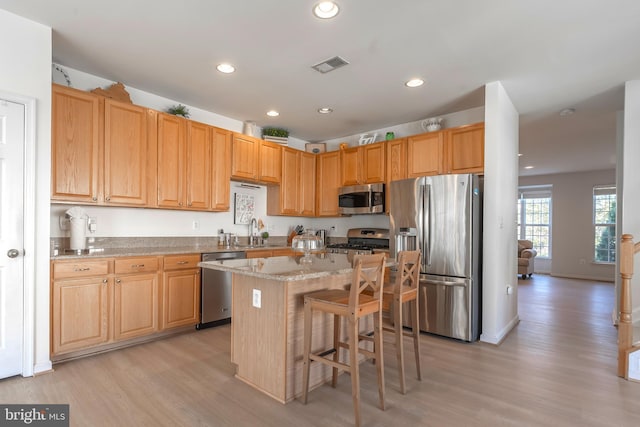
[338,183,385,215]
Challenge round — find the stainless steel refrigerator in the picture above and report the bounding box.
[390,174,481,341]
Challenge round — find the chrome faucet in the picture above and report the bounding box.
[249,218,258,246]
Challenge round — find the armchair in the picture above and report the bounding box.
[518,240,537,279]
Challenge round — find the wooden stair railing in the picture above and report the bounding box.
[618,234,640,378]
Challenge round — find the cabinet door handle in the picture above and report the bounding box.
[92,197,98,201]
[105,196,111,202]
[116,278,121,284]
[131,264,145,268]
[102,279,108,284]
[74,267,91,272]
[177,261,189,265]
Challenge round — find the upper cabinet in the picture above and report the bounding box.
[267,147,315,216]
[443,122,484,174]
[52,85,156,207]
[259,140,282,184]
[340,142,386,186]
[407,132,444,177]
[231,133,260,181]
[211,127,232,211]
[104,99,155,206]
[230,133,282,184]
[406,123,485,178]
[51,85,101,203]
[156,114,213,210]
[316,151,342,217]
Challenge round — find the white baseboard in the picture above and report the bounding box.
[480,315,520,345]
[550,273,614,283]
[33,361,53,376]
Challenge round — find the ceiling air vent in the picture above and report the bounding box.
[312,56,349,74]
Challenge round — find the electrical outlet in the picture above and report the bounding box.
[59,215,70,231]
[192,220,199,230]
[506,285,513,295]
[252,289,261,308]
[88,217,97,233]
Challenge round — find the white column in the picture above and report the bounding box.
[481,82,520,344]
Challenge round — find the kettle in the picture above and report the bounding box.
[316,229,328,246]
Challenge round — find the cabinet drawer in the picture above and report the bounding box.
[114,257,159,274]
[53,260,110,280]
[163,254,201,270]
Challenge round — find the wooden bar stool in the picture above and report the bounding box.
[361,250,422,394]
[301,253,387,427]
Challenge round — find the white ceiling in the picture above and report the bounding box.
[1,0,639,176]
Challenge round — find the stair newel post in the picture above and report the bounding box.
[619,234,634,378]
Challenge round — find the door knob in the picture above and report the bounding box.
[7,249,20,258]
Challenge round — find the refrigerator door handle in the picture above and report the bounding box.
[422,278,467,287]
[424,184,431,267]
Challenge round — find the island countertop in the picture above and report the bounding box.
[199,253,373,281]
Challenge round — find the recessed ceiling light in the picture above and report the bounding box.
[318,107,333,114]
[266,110,279,117]
[216,63,235,74]
[524,165,534,169]
[313,1,340,19]
[405,78,424,88]
[559,108,575,116]
[518,153,523,157]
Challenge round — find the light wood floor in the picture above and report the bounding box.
[3,275,640,426]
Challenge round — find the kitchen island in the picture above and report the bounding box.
[199,253,387,403]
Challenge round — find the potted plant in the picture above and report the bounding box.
[262,127,289,144]
[167,104,190,118]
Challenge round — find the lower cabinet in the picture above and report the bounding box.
[51,275,110,355]
[113,257,160,341]
[161,254,201,330]
[51,254,200,358]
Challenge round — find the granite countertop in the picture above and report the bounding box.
[51,244,292,260]
[199,253,394,281]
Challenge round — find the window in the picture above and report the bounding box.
[593,185,616,263]
[517,186,552,258]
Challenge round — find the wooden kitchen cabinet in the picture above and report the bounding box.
[104,99,155,206]
[316,151,341,216]
[161,254,201,330]
[113,257,160,341]
[386,138,407,182]
[157,115,213,210]
[259,139,282,184]
[386,137,407,212]
[51,84,157,207]
[51,259,111,355]
[407,131,444,177]
[340,142,386,186]
[299,151,317,215]
[211,127,232,211]
[340,147,361,186]
[267,148,316,216]
[157,112,186,208]
[51,84,101,203]
[444,122,484,174]
[231,133,260,182]
[361,142,386,183]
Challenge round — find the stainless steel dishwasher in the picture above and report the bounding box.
[198,251,246,329]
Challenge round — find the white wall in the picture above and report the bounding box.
[622,81,640,313]
[519,170,616,282]
[0,9,52,374]
[481,82,520,345]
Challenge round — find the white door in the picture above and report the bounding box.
[0,99,25,379]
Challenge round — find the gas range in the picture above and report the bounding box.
[326,228,390,255]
